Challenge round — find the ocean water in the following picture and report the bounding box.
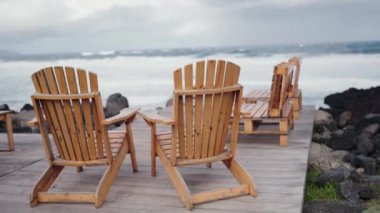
[0,41,379,111]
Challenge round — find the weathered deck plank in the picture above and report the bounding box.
[0,106,315,212]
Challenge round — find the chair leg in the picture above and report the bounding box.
[30,165,64,207]
[243,119,253,133]
[5,113,14,151]
[280,135,288,147]
[279,120,288,147]
[95,138,129,208]
[76,166,84,173]
[126,125,138,172]
[224,158,257,197]
[151,127,157,177]
[157,147,193,209]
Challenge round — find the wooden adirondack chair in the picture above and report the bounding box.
[240,62,294,147]
[244,56,302,118]
[0,111,14,151]
[30,67,138,208]
[139,60,256,210]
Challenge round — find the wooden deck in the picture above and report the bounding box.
[0,106,315,213]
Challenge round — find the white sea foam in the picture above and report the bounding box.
[81,52,94,56]
[0,54,379,111]
[98,50,115,55]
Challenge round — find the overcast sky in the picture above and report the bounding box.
[0,0,379,54]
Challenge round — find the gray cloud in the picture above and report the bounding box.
[0,0,379,53]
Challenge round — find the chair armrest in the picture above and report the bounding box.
[138,111,175,125]
[26,117,39,126]
[102,108,139,126]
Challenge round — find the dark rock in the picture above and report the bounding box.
[166,98,173,107]
[355,134,374,156]
[358,183,373,200]
[104,93,129,118]
[355,114,380,133]
[0,104,10,111]
[327,126,357,150]
[352,155,377,175]
[316,167,351,186]
[324,86,380,124]
[338,180,360,204]
[312,126,331,144]
[20,104,34,112]
[373,134,380,150]
[302,200,361,213]
[343,153,354,163]
[369,151,380,161]
[362,123,379,137]
[337,111,352,128]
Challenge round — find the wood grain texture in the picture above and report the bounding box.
[0,105,314,212]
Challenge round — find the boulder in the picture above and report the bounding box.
[0,104,10,111]
[316,167,351,186]
[337,111,352,128]
[312,126,331,144]
[309,142,353,171]
[338,180,360,205]
[362,123,379,137]
[355,168,365,175]
[324,86,380,124]
[358,183,373,200]
[20,103,34,112]
[355,114,380,133]
[351,155,377,175]
[355,134,374,156]
[104,93,129,118]
[302,200,361,213]
[327,126,357,150]
[314,110,337,132]
[373,134,380,150]
[165,98,173,107]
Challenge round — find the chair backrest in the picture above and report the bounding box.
[172,60,242,161]
[268,62,294,117]
[288,56,302,97]
[31,67,107,163]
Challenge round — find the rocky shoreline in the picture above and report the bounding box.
[0,93,129,133]
[306,86,380,213]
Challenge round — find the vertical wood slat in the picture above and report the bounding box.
[218,63,240,153]
[89,72,104,158]
[66,68,90,161]
[44,68,77,161]
[194,62,205,159]
[55,67,83,161]
[214,62,239,154]
[201,60,216,158]
[31,97,54,161]
[173,69,186,159]
[184,65,194,159]
[208,60,226,156]
[77,69,97,160]
[289,57,301,96]
[32,74,64,159]
[230,86,242,156]
[268,66,282,117]
[34,70,71,160]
